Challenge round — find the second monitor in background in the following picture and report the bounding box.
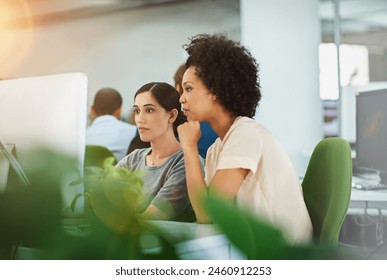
[355,88,387,185]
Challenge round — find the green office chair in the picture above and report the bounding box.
[84,145,117,170]
[204,137,352,259]
[301,137,352,246]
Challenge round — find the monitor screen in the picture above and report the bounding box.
[340,82,387,143]
[0,73,88,214]
[356,88,387,184]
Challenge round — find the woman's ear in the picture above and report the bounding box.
[208,91,216,101]
[113,107,122,119]
[91,106,98,118]
[169,109,178,123]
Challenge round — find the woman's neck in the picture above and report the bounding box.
[208,110,238,140]
[149,133,181,159]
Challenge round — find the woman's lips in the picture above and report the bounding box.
[138,127,149,133]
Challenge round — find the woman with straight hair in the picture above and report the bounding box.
[117,82,196,222]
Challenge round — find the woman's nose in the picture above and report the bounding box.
[179,92,185,104]
[135,113,144,124]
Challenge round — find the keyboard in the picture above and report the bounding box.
[352,183,387,191]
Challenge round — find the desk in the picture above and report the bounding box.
[144,220,245,260]
[344,184,387,250]
[350,174,387,210]
[16,219,245,260]
[350,188,387,210]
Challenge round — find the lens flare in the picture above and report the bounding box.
[0,0,34,78]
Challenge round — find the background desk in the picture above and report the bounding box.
[350,188,387,210]
[350,174,387,210]
[343,187,387,254]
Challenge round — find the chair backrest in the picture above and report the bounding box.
[301,137,352,246]
[84,145,117,169]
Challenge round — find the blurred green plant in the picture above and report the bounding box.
[1,150,180,260]
[67,156,180,260]
[0,149,75,259]
[71,157,144,234]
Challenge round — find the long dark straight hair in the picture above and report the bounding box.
[134,82,186,137]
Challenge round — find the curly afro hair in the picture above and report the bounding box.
[184,33,261,118]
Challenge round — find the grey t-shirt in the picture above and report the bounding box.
[116,148,195,222]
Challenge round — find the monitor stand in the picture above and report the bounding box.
[0,143,14,192]
[0,137,30,188]
[379,172,387,186]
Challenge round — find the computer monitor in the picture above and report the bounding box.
[340,82,387,144]
[356,88,387,184]
[0,73,88,214]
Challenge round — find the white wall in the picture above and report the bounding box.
[0,1,240,118]
[2,0,325,175]
[241,0,324,176]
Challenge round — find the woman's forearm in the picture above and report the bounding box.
[182,146,210,223]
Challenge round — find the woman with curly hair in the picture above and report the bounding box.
[178,34,312,244]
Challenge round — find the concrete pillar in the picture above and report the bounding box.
[241,0,323,176]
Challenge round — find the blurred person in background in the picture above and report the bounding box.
[86,88,136,161]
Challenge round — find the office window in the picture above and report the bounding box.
[319,43,369,137]
[319,43,369,100]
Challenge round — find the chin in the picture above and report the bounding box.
[187,115,198,122]
[139,136,151,142]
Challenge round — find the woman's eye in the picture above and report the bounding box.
[146,108,154,113]
[185,87,192,92]
[133,109,140,114]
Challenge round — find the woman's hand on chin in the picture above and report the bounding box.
[178,120,201,150]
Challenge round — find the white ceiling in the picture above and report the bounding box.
[3,0,387,47]
[320,0,387,34]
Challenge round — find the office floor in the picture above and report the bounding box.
[339,213,387,259]
[367,245,387,259]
